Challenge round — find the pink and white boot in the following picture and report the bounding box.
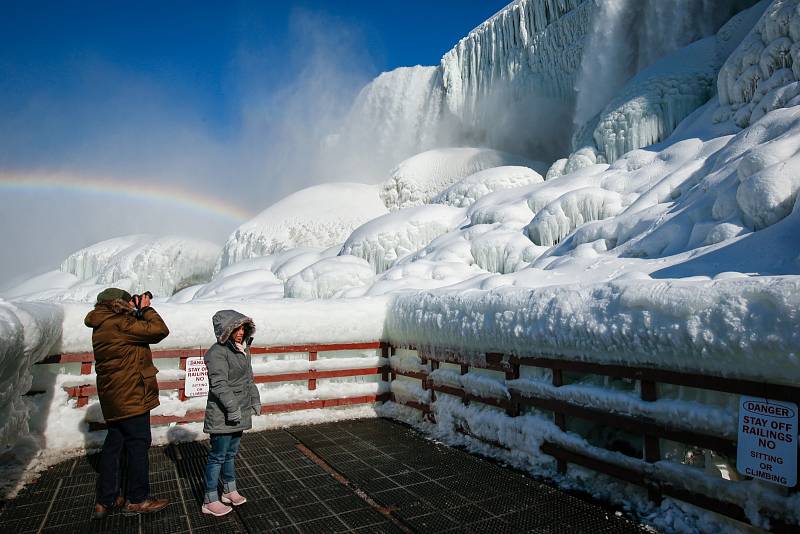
[201,500,232,516]
[221,491,247,506]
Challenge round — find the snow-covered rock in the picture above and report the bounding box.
[217,183,388,270]
[433,166,543,208]
[380,148,546,211]
[341,204,466,273]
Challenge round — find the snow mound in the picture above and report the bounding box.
[341,205,466,273]
[176,269,285,303]
[433,166,543,208]
[218,183,388,270]
[54,235,219,299]
[544,147,607,180]
[400,223,547,275]
[717,0,800,127]
[171,247,340,303]
[379,148,547,211]
[284,256,375,299]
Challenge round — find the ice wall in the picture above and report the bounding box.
[440,0,594,160]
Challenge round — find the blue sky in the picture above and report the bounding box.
[1,1,507,156]
[0,1,508,285]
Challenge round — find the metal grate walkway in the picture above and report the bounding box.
[0,418,652,533]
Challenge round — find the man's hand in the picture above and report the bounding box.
[140,293,151,308]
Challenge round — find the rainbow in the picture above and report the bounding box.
[0,171,254,222]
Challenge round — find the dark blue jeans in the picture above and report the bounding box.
[204,431,242,503]
[96,411,151,507]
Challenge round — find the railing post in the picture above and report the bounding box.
[460,364,469,406]
[641,379,663,503]
[77,386,89,408]
[428,359,438,402]
[80,355,92,375]
[552,367,567,474]
[381,344,391,383]
[308,350,318,391]
[506,358,520,417]
[179,353,188,401]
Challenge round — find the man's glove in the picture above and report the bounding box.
[227,408,241,424]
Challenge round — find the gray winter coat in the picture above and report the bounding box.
[203,310,261,434]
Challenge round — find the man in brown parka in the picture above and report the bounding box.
[84,287,170,518]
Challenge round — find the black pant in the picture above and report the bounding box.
[96,411,151,506]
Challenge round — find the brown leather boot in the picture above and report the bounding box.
[92,495,125,520]
[122,497,169,515]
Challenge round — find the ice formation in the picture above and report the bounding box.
[217,183,387,270]
[326,0,595,173]
[379,147,546,211]
[5,1,800,530]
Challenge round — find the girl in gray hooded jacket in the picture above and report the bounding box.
[201,310,261,517]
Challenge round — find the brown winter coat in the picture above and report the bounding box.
[84,299,170,422]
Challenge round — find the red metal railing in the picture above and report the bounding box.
[35,341,800,530]
[42,341,391,429]
[388,345,800,533]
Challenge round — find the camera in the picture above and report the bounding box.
[130,291,153,318]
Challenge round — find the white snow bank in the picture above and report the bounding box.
[387,276,800,385]
[217,183,387,270]
[57,297,390,354]
[380,148,546,211]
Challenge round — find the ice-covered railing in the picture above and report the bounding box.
[387,345,800,531]
[36,342,391,430]
[32,337,800,529]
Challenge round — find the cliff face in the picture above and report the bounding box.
[331,0,592,177]
[333,0,757,174]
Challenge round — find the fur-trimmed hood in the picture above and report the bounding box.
[212,309,256,345]
[84,299,134,328]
